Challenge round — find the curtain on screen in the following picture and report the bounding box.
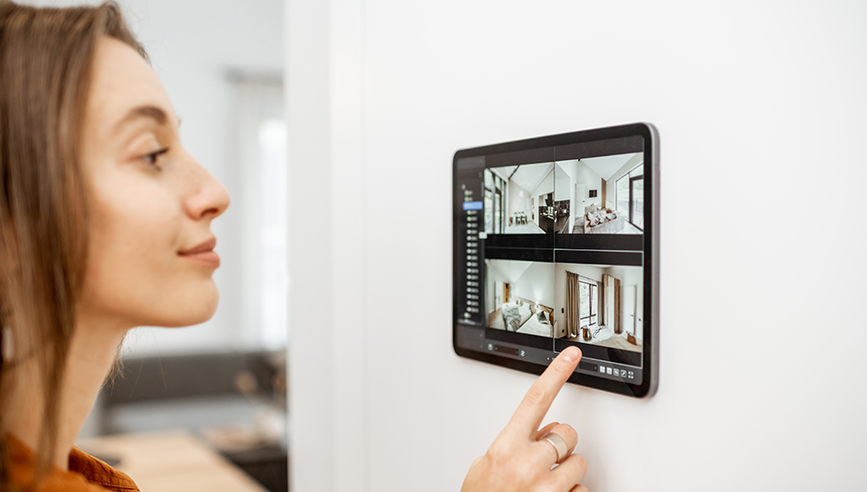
[566,271,579,338]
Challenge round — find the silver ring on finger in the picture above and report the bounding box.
[540,432,568,463]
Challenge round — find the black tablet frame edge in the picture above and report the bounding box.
[452,122,659,398]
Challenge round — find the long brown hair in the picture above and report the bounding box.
[0,1,146,487]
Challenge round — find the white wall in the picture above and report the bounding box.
[530,168,554,226]
[608,265,643,339]
[574,160,605,209]
[486,260,555,314]
[507,178,531,218]
[511,262,555,309]
[485,260,506,315]
[554,163,572,201]
[530,167,555,200]
[288,1,867,491]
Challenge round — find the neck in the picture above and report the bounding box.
[3,314,128,470]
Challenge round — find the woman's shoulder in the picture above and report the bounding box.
[68,446,139,492]
[6,434,139,492]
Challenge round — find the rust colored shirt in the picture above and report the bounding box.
[7,435,139,492]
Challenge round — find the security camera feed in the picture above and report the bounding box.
[484,162,554,234]
[454,125,654,392]
[485,260,556,336]
[485,259,643,354]
[484,152,644,236]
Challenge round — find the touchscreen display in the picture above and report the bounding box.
[453,123,658,397]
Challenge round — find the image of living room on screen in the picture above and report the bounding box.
[552,152,644,235]
[483,162,555,235]
[485,259,556,338]
[553,262,643,353]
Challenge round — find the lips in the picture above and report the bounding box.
[179,237,220,268]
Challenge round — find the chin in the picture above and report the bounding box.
[176,305,218,326]
[153,286,220,327]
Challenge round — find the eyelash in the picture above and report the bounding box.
[143,148,170,169]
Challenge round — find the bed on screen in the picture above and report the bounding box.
[570,324,641,352]
[487,297,556,338]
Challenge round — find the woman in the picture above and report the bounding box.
[0,2,588,491]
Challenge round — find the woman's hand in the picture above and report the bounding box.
[461,346,588,492]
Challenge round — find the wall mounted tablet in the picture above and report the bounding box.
[452,123,659,398]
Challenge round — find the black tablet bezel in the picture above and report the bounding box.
[452,122,659,398]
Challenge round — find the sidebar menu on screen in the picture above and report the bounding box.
[456,156,485,326]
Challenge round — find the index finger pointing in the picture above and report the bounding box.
[507,346,581,437]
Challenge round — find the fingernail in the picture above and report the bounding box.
[562,347,579,363]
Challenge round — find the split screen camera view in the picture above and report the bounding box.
[483,153,644,236]
[484,153,644,354]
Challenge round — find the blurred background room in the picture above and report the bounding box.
[28,1,289,491]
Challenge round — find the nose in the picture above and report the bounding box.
[184,157,230,221]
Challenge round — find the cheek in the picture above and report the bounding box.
[81,178,218,327]
[91,179,178,271]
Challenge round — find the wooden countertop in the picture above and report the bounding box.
[76,431,270,492]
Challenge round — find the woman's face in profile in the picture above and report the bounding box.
[78,37,230,330]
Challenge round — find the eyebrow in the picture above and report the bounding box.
[113,105,178,132]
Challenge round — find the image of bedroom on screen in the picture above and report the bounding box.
[485,259,556,338]
[483,162,555,235]
[552,152,644,234]
[553,263,643,353]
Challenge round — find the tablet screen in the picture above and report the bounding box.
[452,123,658,398]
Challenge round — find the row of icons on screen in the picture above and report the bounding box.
[599,365,634,379]
[488,343,634,381]
[462,185,481,319]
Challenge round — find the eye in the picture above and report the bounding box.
[143,148,170,168]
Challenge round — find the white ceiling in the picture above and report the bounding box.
[488,259,533,284]
[581,152,641,181]
[490,166,515,182]
[512,163,553,194]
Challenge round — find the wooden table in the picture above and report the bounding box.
[76,431,269,492]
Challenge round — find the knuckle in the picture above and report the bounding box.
[516,460,532,476]
[538,421,558,437]
[517,461,540,486]
[486,444,541,487]
[569,454,587,484]
[559,424,578,442]
[486,440,510,462]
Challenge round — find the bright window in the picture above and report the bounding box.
[236,78,288,350]
[615,163,644,231]
[579,279,597,327]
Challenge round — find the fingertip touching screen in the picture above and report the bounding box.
[452,123,659,398]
